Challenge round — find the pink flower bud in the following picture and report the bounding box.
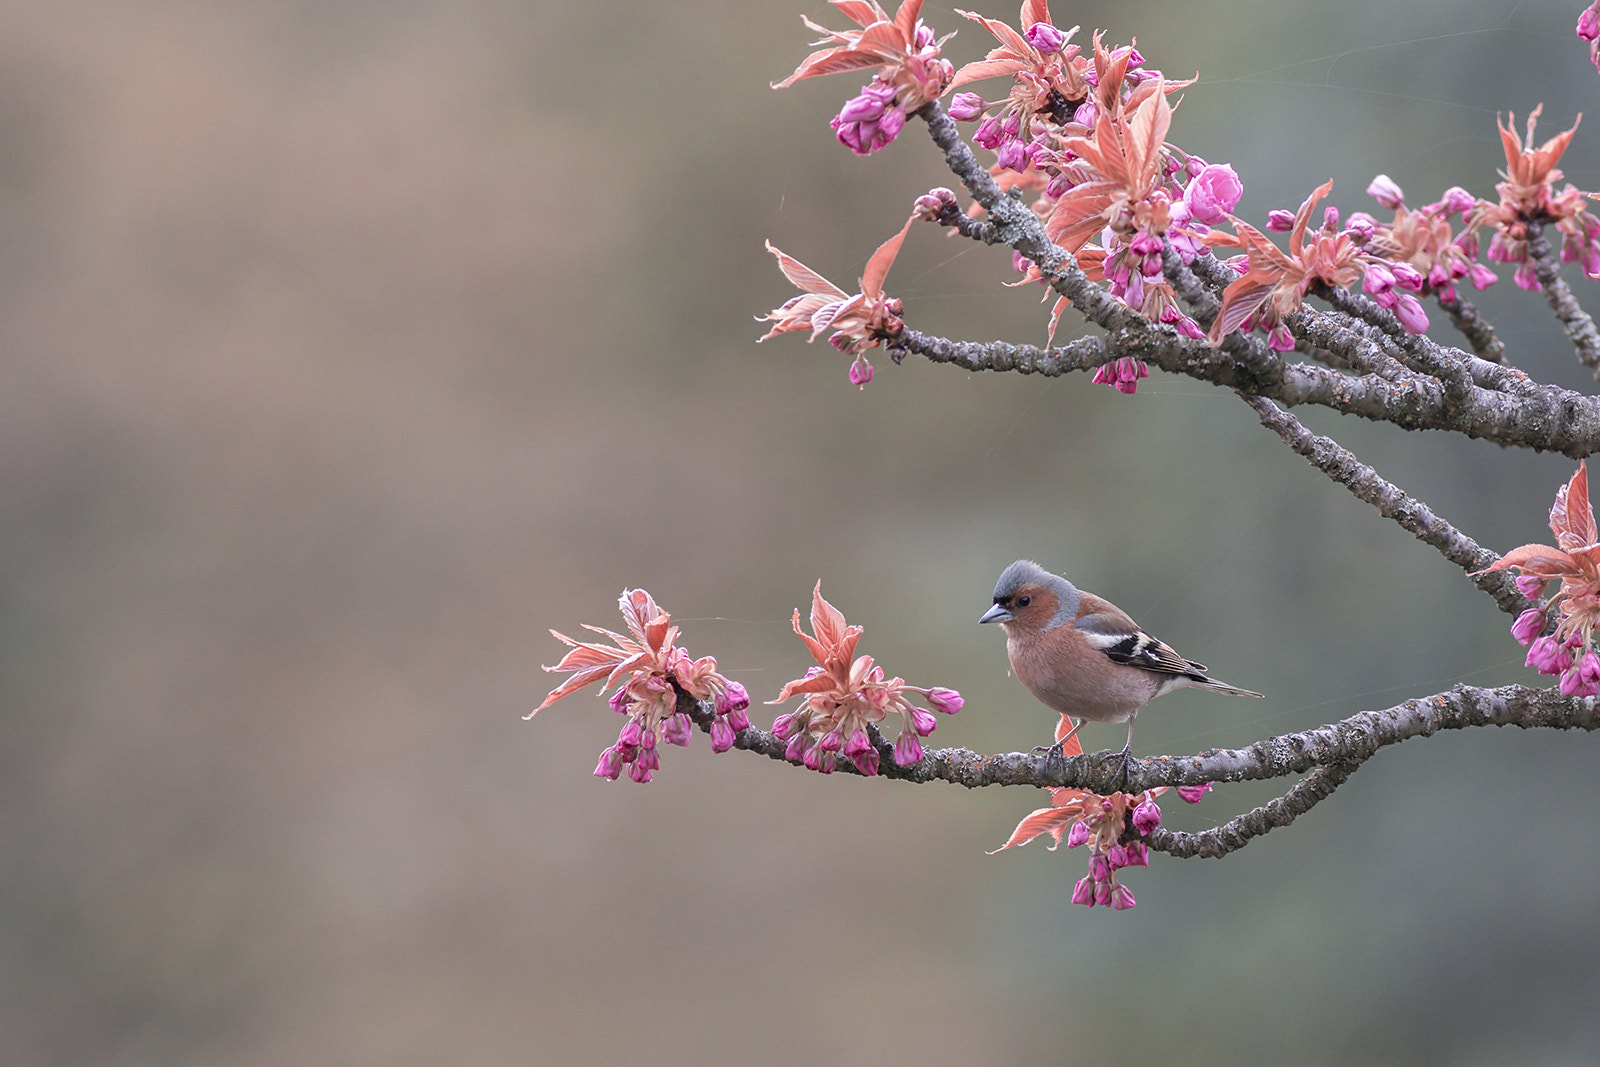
[893,730,924,766]
[1024,22,1065,52]
[1526,634,1567,675]
[1581,650,1600,687]
[972,114,1004,149]
[1366,173,1405,209]
[1072,100,1096,126]
[1345,213,1376,243]
[996,138,1029,172]
[1132,798,1162,834]
[1467,263,1499,290]
[1580,4,1600,42]
[1439,186,1476,215]
[1514,575,1547,599]
[914,188,959,221]
[784,732,808,762]
[1177,782,1212,803]
[1363,262,1396,297]
[1094,881,1112,907]
[1065,820,1091,849]
[947,92,985,122]
[851,746,880,775]
[710,719,736,753]
[716,680,749,715]
[1071,876,1096,906]
[608,688,632,714]
[1388,262,1423,291]
[1121,841,1150,867]
[1090,855,1112,882]
[848,355,873,388]
[1558,664,1596,697]
[924,687,964,715]
[1322,205,1341,230]
[628,759,653,784]
[593,746,625,780]
[1110,884,1137,910]
[1266,209,1295,232]
[619,719,644,748]
[662,713,692,747]
[1511,608,1546,646]
[1182,163,1243,225]
[1392,292,1429,334]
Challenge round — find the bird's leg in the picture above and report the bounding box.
[1110,714,1137,790]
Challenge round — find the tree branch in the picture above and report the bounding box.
[1237,392,1530,616]
[1145,761,1360,859]
[684,683,1596,795]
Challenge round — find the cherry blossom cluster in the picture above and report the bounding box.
[1481,463,1600,698]
[760,0,1599,390]
[530,589,750,783]
[1468,108,1600,289]
[991,719,1211,909]
[532,583,963,782]
[769,582,963,774]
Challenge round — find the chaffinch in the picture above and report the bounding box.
[979,560,1262,769]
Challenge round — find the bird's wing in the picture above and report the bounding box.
[1075,609,1208,678]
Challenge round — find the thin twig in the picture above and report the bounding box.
[1526,223,1600,375]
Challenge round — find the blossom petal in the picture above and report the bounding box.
[861,213,916,299]
[987,805,1074,852]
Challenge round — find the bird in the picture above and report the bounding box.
[979,560,1262,778]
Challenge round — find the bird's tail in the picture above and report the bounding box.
[1192,676,1264,698]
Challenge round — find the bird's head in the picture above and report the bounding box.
[978,559,1080,634]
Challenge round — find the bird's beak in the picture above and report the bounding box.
[978,603,1012,625]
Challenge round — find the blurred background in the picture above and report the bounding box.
[1,0,1597,1063]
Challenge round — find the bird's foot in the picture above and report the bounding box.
[1031,739,1068,781]
[1108,743,1134,791]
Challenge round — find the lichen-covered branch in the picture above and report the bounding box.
[684,682,1597,795]
[1145,761,1360,859]
[889,323,1600,457]
[1436,291,1506,363]
[1238,393,1530,616]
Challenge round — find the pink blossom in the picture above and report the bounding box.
[1526,634,1569,675]
[1391,292,1429,334]
[832,82,908,155]
[1511,608,1547,646]
[947,91,985,121]
[1580,3,1600,43]
[1182,163,1244,225]
[1176,782,1212,803]
[848,355,874,388]
[1092,356,1149,394]
[1366,173,1405,209]
[1024,21,1065,53]
[1132,798,1162,834]
[533,588,747,783]
[769,582,962,773]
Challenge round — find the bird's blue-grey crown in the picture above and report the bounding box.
[991,559,1081,630]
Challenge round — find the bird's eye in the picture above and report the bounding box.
[1017,595,1030,607]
